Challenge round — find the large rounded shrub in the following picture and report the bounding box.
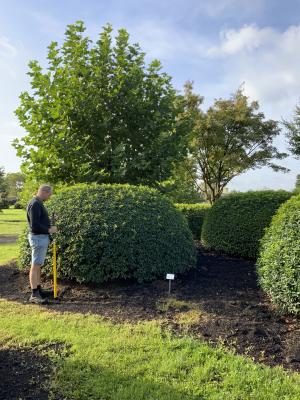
[257,195,300,314]
[201,191,292,259]
[18,184,196,283]
[175,203,211,239]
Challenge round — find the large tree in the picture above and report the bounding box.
[294,174,300,193]
[156,82,204,203]
[4,172,25,202]
[157,157,204,203]
[13,21,188,186]
[284,105,300,157]
[183,84,288,204]
[0,167,8,210]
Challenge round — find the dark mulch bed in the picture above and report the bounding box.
[1,243,300,394]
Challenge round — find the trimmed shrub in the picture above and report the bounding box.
[18,184,196,283]
[13,201,24,209]
[0,198,9,209]
[175,203,211,239]
[257,194,300,314]
[201,191,292,259]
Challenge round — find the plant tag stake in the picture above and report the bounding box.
[166,273,175,294]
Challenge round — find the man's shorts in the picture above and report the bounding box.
[28,234,50,266]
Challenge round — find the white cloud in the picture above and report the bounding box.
[130,22,300,119]
[205,24,300,115]
[204,24,300,191]
[208,25,276,55]
[0,36,18,58]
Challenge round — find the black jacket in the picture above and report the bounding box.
[27,197,51,234]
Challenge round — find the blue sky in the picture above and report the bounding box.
[1,0,300,191]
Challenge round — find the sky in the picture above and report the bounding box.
[1,0,300,191]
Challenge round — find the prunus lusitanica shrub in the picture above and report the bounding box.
[201,191,292,259]
[18,184,196,283]
[175,203,211,239]
[257,194,300,314]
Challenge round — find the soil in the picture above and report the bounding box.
[1,244,300,398]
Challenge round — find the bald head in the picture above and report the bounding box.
[37,185,52,201]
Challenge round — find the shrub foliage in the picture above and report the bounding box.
[257,194,300,314]
[175,203,210,239]
[201,191,292,259]
[18,184,196,283]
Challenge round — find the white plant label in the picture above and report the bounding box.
[166,273,175,280]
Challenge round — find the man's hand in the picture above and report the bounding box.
[48,226,58,234]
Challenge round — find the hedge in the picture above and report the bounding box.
[18,184,196,283]
[201,191,292,259]
[257,194,300,314]
[175,203,211,239]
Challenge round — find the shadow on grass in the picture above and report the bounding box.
[0,346,53,400]
[0,343,202,400]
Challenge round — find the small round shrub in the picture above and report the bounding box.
[0,198,9,209]
[14,201,24,209]
[18,184,196,283]
[201,191,292,259]
[175,203,211,239]
[257,194,300,314]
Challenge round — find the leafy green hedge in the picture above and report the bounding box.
[201,191,292,259]
[175,203,211,239]
[257,194,300,314]
[18,184,196,283]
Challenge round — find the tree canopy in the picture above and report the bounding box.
[14,21,189,186]
[284,105,300,158]
[183,85,288,203]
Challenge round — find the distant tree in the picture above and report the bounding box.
[157,157,205,203]
[294,174,300,193]
[182,84,288,204]
[4,172,25,203]
[284,105,300,157]
[0,168,9,209]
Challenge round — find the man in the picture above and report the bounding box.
[26,185,57,304]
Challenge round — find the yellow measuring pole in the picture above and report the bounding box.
[52,239,58,299]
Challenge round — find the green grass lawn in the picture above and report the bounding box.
[0,208,26,236]
[1,208,300,399]
[0,242,19,264]
[0,208,26,264]
[1,300,300,399]
[0,208,26,220]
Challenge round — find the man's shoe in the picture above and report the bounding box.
[29,291,48,304]
[38,287,53,298]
